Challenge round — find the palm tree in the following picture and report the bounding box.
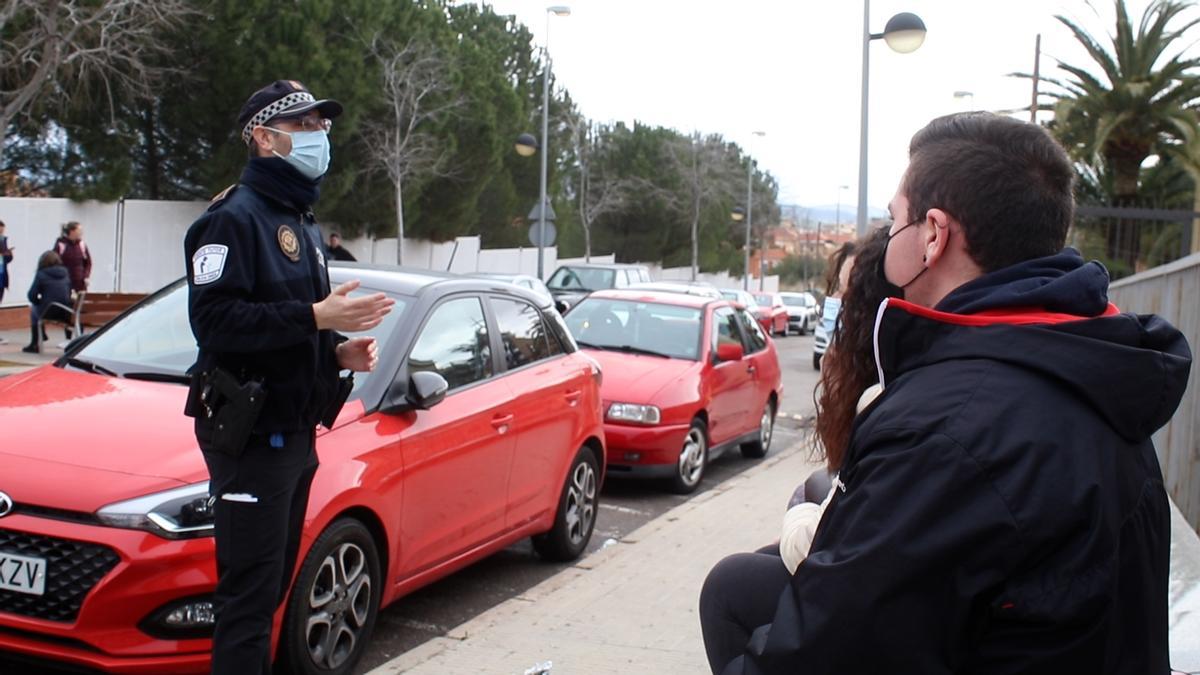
[1031,0,1200,267]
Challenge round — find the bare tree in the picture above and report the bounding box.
[361,36,462,265]
[0,0,194,163]
[661,132,738,280]
[564,113,636,262]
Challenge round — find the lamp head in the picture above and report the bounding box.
[731,206,746,222]
[515,132,538,157]
[547,5,571,16]
[883,12,926,53]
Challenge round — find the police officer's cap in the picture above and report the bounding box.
[237,80,343,145]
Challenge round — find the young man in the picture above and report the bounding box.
[183,80,393,675]
[326,232,357,261]
[705,112,1191,674]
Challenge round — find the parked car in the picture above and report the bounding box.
[563,289,782,494]
[813,295,842,369]
[750,293,789,337]
[545,263,652,313]
[468,272,555,307]
[0,265,605,674]
[627,281,723,299]
[779,291,818,335]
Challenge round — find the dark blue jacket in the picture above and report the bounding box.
[184,158,343,433]
[729,250,1191,674]
[27,265,71,317]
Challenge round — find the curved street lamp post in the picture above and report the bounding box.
[857,3,926,237]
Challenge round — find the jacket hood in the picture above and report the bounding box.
[876,254,1192,443]
[40,265,69,281]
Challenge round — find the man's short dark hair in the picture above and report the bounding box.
[905,112,1074,272]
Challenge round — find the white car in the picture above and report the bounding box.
[779,292,818,335]
[469,272,555,307]
[627,281,724,299]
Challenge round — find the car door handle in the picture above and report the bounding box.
[564,390,582,407]
[747,365,757,375]
[491,414,514,434]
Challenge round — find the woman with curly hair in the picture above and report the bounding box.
[700,228,895,674]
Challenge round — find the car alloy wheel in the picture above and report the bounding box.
[741,400,775,459]
[533,446,600,561]
[279,519,381,675]
[670,420,708,494]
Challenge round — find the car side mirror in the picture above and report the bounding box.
[381,371,449,414]
[556,300,570,314]
[715,342,744,363]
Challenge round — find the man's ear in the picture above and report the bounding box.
[922,208,955,267]
[250,127,275,155]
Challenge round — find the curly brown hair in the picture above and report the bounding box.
[823,241,858,298]
[812,227,894,471]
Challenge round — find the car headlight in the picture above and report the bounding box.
[97,481,214,539]
[607,402,661,425]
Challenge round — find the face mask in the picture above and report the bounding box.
[264,128,331,179]
[878,218,928,298]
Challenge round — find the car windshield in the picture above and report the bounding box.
[779,293,812,307]
[719,290,757,308]
[69,279,408,396]
[753,294,774,306]
[563,297,702,360]
[547,266,616,292]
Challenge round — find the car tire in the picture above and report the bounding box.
[741,400,775,459]
[669,419,708,494]
[278,519,382,675]
[532,446,600,562]
[813,352,822,370]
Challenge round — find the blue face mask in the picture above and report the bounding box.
[265,128,330,179]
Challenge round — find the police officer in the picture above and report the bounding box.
[183,80,393,675]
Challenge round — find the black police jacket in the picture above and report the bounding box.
[184,158,343,434]
[727,250,1192,674]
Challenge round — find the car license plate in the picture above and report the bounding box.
[0,551,47,596]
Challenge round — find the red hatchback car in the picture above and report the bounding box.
[563,289,783,493]
[0,266,604,674]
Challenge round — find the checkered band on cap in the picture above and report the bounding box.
[240,91,315,144]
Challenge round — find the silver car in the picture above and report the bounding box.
[779,292,818,335]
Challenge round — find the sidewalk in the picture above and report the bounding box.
[370,440,1200,675]
[0,326,60,377]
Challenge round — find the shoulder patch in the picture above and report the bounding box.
[192,244,229,285]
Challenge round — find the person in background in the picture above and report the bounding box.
[326,232,357,261]
[22,250,72,353]
[699,228,893,674]
[0,220,13,306]
[55,221,91,294]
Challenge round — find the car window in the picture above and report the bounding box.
[711,307,742,358]
[736,308,768,354]
[491,297,553,370]
[408,297,492,391]
[71,280,408,398]
[564,297,701,360]
[753,293,773,306]
[547,266,616,292]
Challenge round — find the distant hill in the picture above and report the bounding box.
[780,203,887,226]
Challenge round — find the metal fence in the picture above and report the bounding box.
[1108,252,1200,532]
[1071,203,1199,278]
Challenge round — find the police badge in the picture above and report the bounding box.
[277,225,301,262]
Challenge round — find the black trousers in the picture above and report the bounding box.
[699,544,792,675]
[197,422,319,675]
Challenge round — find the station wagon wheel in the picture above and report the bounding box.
[533,446,600,561]
[670,420,708,494]
[741,400,775,459]
[279,519,381,675]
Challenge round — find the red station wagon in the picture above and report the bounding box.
[0,266,604,674]
[564,289,783,493]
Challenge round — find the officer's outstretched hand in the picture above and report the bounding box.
[313,280,394,332]
[336,337,379,372]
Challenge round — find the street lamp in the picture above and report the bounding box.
[533,5,571,280]
[856,2,926,237]
[515,133,538,157]
[743,130,766,290]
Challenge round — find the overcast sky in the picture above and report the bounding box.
[480,0,1170,217]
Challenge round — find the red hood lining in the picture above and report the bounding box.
[885,297,1121,327]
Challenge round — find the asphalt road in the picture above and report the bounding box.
[3,332,821,675]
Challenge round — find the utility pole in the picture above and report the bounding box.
[1030,34,1041,123]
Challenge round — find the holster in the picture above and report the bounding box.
[184,367,267,457]
[320,374,354,429]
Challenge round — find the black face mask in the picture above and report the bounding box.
[877,218,928,299]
